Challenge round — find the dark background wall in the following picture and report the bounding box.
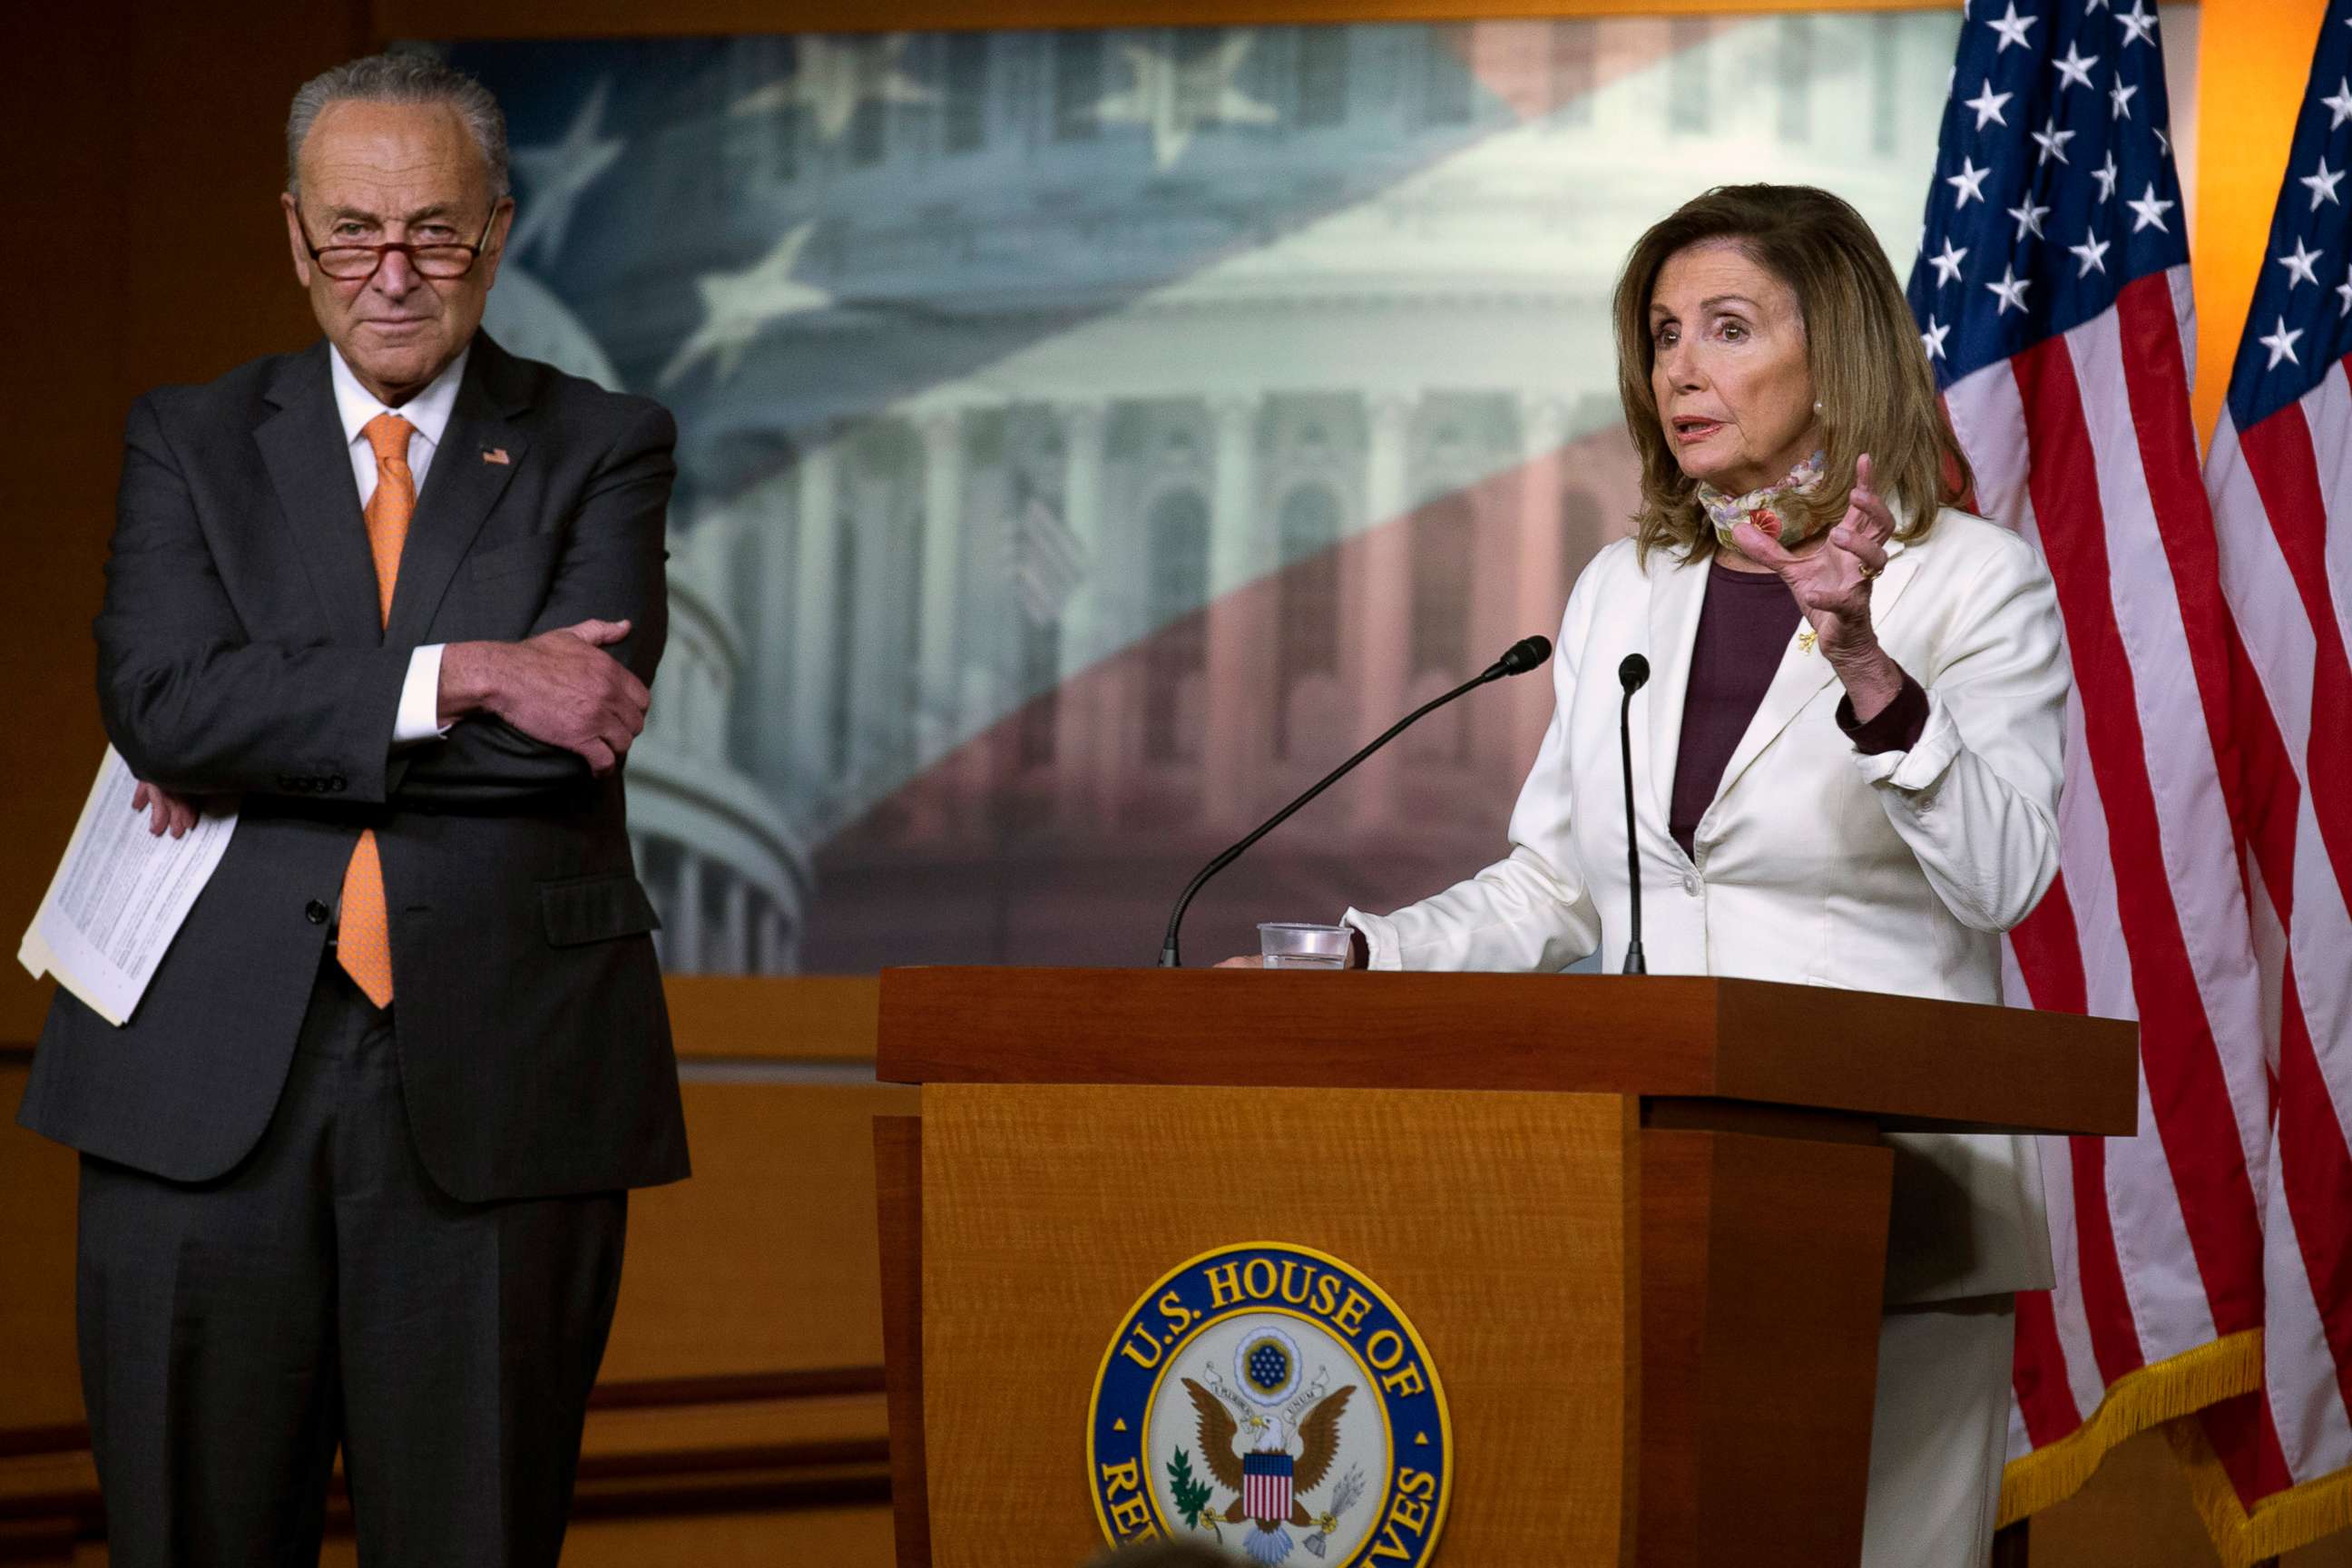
[0,3,374,1044]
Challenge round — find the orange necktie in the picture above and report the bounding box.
[337,413,414,1007]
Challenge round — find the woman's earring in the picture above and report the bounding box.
[1813,399,1826,416]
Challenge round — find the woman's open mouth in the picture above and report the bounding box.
[1671,417,1723,444]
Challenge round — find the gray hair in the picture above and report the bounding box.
[286,52,510,202]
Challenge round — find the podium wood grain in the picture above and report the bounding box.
[917,1083,1638,1566]
[876,1115,932,1568]
[1635,1129,1892,1564]
[879,969,2138,1137]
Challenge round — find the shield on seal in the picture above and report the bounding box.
[1242,1449,1295,1524]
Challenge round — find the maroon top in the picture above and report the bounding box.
[1668,560,1928,861]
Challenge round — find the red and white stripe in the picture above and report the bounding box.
[2208,360,2352,1497]
[1943,267,2274,1485]
[1244,1467,1292,1523]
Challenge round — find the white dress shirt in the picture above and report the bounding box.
[328,343,470,746]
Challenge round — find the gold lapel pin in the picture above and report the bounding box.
[481,446,511,466]
[1797,627,1818,654]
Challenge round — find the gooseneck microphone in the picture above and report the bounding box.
[1617,653,1650,975]
[1158,635,1554,967]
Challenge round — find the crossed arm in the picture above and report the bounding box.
[107,396,675,828]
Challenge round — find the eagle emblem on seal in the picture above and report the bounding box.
[1179,1321,1357,1565]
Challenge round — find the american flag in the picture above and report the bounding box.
[1241,1448,1294,1524]
[2195,3,2352,1553]
[1904,0,2278,1540]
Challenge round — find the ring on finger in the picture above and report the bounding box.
[1857,560,1883,581]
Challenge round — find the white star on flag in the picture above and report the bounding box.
[1987,1,2039,52]
[2127,182,2175,231]
[1929,238,1969,287]
[1094,34,1278,171]
[1964,79,2014,129]
[1948,157,1993,207]
[2325,77,2352,130]
[2111,76,2139,120]
[730,35,938,144]
[2010,195,2053,240]
[1921,316,1952,359]
[2069,234,2112,276]
[2337,275,2352,317]
[1986,264,2032,314]
[506,78,624,268]
[2033,117,2076,164]
[658,221,830,387]
[2118,0,2158,45]
[2094,151,2120,201]
[2278,236,2325,288]
[2301,158,2345,211]
[2053,42,2100,90]
[2258,315,2302,368]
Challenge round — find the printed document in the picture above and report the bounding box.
[17,749,236,1026]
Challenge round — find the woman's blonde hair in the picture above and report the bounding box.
[1612,183,1973,564]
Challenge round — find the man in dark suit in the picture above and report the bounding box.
[16,53,688,1566]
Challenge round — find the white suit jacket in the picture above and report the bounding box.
[1346,508,2071,1305]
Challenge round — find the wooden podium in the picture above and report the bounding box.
[872,969,2136,1567]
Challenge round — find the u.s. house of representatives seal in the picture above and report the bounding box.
[1088,1243,1452,1565]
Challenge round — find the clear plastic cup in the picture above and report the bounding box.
[1259,922,1353,969]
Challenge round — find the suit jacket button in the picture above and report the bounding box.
[305,899,329,925]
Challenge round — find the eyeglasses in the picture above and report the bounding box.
[297,207,499,281]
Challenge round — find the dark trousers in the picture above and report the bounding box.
[75,957,629,1568]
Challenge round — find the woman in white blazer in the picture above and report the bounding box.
[1333,187,2069,1566]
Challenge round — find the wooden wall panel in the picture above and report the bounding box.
[0,1067,83,1436]
[603,1079,912,1381]
[0,1056,911,1564]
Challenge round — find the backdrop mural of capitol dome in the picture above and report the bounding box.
[445,14,2148,975]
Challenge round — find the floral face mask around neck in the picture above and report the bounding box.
[1696,450,1828,552]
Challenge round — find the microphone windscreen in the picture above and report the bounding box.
[1619,653,1651,693]
[1497,635,1553,676]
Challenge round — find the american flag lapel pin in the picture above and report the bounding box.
[481,446,511,466]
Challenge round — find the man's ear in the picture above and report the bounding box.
[280,192,315,288]
[476,196,517,290]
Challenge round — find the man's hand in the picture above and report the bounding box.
[131,780,198,838]
[439,620,651,776]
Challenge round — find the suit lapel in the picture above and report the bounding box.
[1642,544,1712,832]
[1712,538,1929,806]
[255,344,381,642]
[384,336,530,649]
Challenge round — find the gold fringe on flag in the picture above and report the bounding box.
[2166,1401,2352,1568]
[1995,1329,2263,1527]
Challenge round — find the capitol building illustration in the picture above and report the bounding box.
[474,14,1967,973]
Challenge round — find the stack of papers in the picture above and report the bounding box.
[17,748,236,1026]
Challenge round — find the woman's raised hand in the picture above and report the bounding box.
[1729,452,1906,717]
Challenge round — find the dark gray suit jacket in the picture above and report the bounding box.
[18,331,691,1202]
